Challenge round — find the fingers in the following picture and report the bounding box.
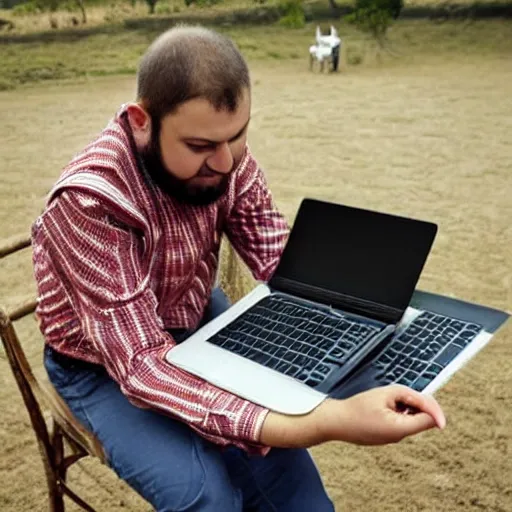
[391,385,446,430]
[395,411,438,438]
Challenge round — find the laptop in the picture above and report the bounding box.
[165,198,506,414]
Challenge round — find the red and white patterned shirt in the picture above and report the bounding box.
[32,106,290,453]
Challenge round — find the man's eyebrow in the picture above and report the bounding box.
[183,118,250,145]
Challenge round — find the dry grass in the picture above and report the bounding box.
[1,0,273,34]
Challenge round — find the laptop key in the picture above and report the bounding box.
[296,371,310,382]
[317,339,335,351]
[306,347,324,360]
[291,354,309,367]
[327,346,349,363]
[249,348,272,362]
[274,361,292,374]
[434,343,464,366]
[283,351,299,363]
[265,344,279,355]
[460,326,481,339]
[397,370,420,386]
[409,360,428,374]
[290,341,306,352]
[411,376,431,391]
[315,364,331,375]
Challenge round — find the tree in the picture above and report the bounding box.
[145,0,158,13]
[75,0,86,23]
[327,0,338,12]
[34,0,61,28]
[345,0,403,50]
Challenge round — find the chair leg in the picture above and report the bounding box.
[50,426,98,512]
[48,422,66,511]
[49,481,65,512]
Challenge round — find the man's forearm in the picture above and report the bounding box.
[259,398,336,448]
[259,386,446,448]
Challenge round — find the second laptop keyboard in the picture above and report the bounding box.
[206,294,383,387]
[372,310,483,391]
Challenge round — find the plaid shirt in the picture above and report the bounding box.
[32,106,289,453]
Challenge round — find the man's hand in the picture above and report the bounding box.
[259,384,446,448]
[322,384,446,445]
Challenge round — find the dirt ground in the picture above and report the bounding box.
[0,54,511,511]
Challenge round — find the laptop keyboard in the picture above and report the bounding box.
[206,294,383,387]
[373,311,483,391]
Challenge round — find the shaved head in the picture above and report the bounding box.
[136,25,250,121]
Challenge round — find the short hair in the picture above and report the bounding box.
[136,25,250,121]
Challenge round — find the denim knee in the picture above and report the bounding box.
[143,446,207,512]
[111,431,241,512]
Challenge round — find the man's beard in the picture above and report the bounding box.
[139,129,231,206]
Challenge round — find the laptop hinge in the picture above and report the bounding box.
[269,276,404,325]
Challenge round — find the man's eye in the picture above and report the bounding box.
[187,143,213,152]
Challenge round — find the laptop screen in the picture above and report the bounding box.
[269,198,437,324]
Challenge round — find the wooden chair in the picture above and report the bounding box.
[0,232,249,511]
[0,234,106,512]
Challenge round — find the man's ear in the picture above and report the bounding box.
[126,103,151,147]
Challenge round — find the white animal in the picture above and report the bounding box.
[309,26,342,72]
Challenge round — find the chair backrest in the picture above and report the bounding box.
[0,234,105,466]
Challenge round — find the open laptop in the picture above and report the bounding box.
[165,198,506,414]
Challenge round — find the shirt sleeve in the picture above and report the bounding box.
[34,188,270,454]
[224,151,290,281]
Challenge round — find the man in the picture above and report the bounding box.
[32,25,445,511]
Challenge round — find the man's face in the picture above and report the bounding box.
[140,89,251,205]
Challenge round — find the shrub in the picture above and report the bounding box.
[345,0,403,47]
[277,0,305,29]
[11,1,41,15]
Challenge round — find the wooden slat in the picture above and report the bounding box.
[0,234,31,258]
[8,298,38,322]
[42,381,106,462]
[0,306,106,464]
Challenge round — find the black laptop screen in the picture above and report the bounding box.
[269,198,437,323]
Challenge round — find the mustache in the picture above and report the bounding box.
[194,165,232,179]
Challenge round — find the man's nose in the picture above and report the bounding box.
[206,143,233,174]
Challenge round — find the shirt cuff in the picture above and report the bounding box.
[205,386,271,446]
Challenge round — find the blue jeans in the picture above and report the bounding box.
[44,288,334,511]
